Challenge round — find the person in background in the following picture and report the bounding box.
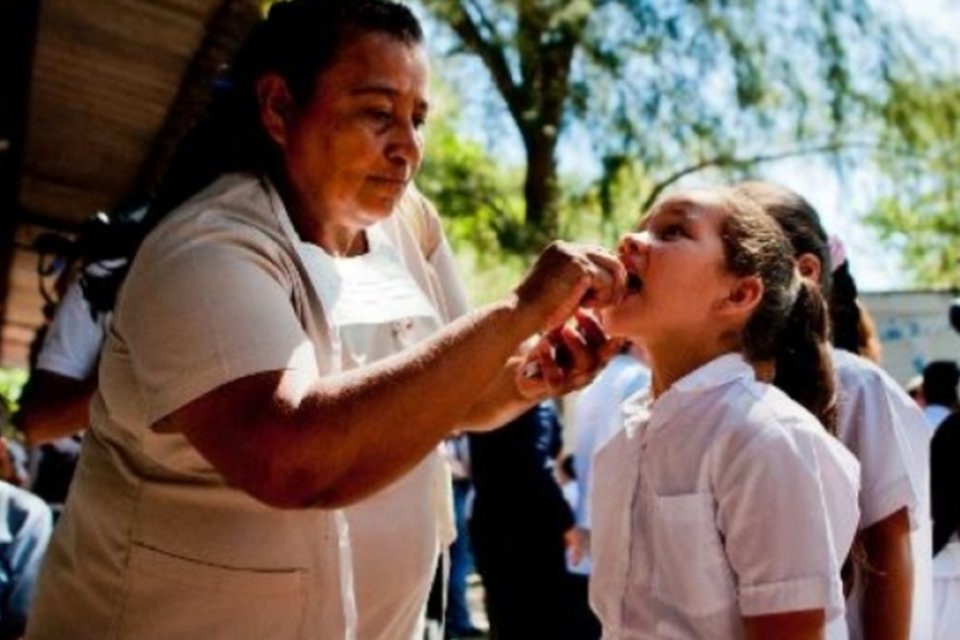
[921,360,959,432]
[854,299,883,364]
[24,2,625,639]
[0,481,52,640]
[15,203,145,510]
[15,262,110,509]
[740,180,933,640]
[442,434,483,639]
[905,375,925,408]
[581,185,859,639]
[565,343,649,640]
[468,401,582,639]
[930,409,960,640]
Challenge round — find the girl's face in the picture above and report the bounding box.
[601,190,740,346]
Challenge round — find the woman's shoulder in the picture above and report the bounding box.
[141,174,291,261]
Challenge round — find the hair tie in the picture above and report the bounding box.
[828,234,847,272]
[210,64,236,94]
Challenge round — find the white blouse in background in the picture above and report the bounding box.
[833,348,932,640]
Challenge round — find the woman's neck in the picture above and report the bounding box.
[645,339,738,398]
[276,177,368,257]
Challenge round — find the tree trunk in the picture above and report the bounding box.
[523,128,560,248]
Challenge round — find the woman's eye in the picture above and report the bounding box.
[367,109,393,125]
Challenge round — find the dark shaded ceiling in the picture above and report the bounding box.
[1,0,262,366]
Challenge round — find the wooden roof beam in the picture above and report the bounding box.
[0,0,43,363]
[133,0,263,200]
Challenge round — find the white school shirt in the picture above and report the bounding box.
[933,535,960,640]
[35,261,120,378]
[570,353,649,575]
[833,349,933,640]
[924,404,952,432]
[589,354,860,640]
[27,173,467,640]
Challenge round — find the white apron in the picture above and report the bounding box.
[291,219,455,640]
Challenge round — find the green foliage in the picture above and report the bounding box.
[417,79,659,301]
[864,75,960,287]
[0,368,28,439]
[417,0,910,250]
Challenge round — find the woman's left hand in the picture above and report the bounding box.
[516,310,624,400]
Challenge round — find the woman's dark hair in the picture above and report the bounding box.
[76,0,423,314]
[735,181,864,357]
[932,412,960,554]
[150,0,423,221]
[718,187,837,433]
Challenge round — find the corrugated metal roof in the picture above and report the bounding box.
[4,0,261,366]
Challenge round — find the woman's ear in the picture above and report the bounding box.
[256,73,295,149]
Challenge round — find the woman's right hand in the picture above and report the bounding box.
[514,241,627,333]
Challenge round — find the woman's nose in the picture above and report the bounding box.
[386,121,423,169]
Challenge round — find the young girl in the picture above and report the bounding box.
[738,180,932,640]
[586,186,860,639]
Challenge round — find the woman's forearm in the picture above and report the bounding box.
[172,297,542,508]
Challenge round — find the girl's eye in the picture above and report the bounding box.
[659,224,686,240]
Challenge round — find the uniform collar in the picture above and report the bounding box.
[620,353,754,439]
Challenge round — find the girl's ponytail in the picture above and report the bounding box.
[773,279,838,435]
[829,261,862,355]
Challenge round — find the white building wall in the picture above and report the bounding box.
[862,290,960,386]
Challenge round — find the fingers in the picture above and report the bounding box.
[578,246,627,309]
[515,241,626,333]
[516,311,619,398]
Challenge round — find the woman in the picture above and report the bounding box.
[25,2,625,639]
[739,181,932,640]
[573,187,860,639]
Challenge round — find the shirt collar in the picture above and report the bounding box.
[619,353,754,439]
[670,352,754,393]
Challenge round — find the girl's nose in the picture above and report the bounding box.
[619,231,653,255]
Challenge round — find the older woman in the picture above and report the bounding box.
[25,2,624,639]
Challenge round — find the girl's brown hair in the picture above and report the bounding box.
[715,187,838,433]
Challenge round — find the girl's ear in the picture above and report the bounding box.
[796,253,822,284]
[718,275,763,317]
[257,73,295,149]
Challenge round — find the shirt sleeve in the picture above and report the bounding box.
[714,407,858,618]
[35,279,106,379]
[838,365,928,530]
[116,226,317,424]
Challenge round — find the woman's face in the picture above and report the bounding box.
[601,190,738,345]
[280,31,430,229]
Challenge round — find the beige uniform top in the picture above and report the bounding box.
[27,173,467,640]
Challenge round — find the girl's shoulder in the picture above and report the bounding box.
[714,377,833,448]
